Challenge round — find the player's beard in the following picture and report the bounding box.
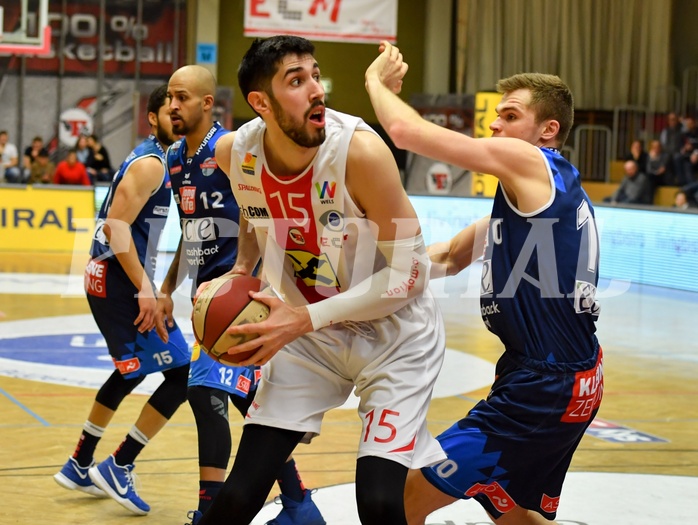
[156,121,175,147]
[270,97,325,148]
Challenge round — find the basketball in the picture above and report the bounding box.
[192,274,271,366]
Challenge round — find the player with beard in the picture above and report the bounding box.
[54,85,191,517]
[155,65,324,525]
[197,36,445,525]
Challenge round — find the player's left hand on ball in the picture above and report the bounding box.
[224,291,313,365]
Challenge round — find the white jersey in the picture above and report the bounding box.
[229,109,446,469]
[231,108,379,306]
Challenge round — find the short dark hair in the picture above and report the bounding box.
[147,84,169,117]
[238,36,315,104]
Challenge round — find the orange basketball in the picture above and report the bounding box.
[192,274,270,366]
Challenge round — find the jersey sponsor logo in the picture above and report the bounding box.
[574,280,600,317]
[185,244,220,266]
[540,493,560,513]
[200,157,217,176]
[315,180,336,204]
[179,186,197,214]
[562,349,603,423]
[113,356,141,375]
[320,235,344,248]
[181,217,217,242]
[289,228,305,245]
[235,374,252,395]
[242,152,257,175]
[237,183,262,194]
[241,205,270,219]
[92,218,108,246]
[464,482,516,513]
[480,302,500,316]
[319,210,343,231]
[170,165,182,174]
[84,259,107,298]
[152,205,169,216]
[286,250,340,288]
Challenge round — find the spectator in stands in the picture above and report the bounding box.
[673,190,691,209]
[677,115,698,186]
[28,148,55,184]
[75,134,93,166]
[624,139,648,170]
[54,148,91,186]
[23,136,45,179]
[646,139,671,194]
[0,130,22,183]
[604,159,653,205]
[86,134,114,182]
[681,180,698,208]
[659,112,684,183]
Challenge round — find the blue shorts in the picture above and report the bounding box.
[422,347,603,520]
[188,342,259,398]
[86,260,190,380]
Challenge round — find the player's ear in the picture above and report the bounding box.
[247,91,271,116]
[147,111,157,128]
[541,119,560,143]
[202,93,215,112]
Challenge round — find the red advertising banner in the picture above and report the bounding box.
[0,0,186,78]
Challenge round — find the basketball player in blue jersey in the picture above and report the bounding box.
[198,36,445,525]
[53,85,190,516]
[366,43,603,525]
[154,64,324,525]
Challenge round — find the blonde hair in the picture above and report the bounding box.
[497,73,574,146]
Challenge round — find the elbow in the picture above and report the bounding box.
[385,120,415,151]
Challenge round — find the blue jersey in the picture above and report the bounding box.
[480,147,600,369]
[89,134,170,282]
[167,122,239,289]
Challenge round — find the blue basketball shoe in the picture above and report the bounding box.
[88,455,150,515]
[53,457,106,497]
[265,490,326,525]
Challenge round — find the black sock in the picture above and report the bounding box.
[113,426,148,466]
[277,458,306,502]
[73,421,105,467]
[198,480,224,514]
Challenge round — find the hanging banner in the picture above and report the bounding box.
[472,92,501,197]
[244,0,397,44]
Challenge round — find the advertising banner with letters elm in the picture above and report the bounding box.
[244,0,397,44]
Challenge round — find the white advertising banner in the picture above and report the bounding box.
[244,0,398,44]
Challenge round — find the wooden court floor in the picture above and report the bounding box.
[1,251,697,524]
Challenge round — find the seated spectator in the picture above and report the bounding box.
[681,180,698,208]
[0,130,22,183]
[53,148,91,186]
[604,160,653,205]
[75,134,93,166]
[646,139,671,193]
[660,112,683,184]
[624,139,648,170]
[28,148,55,184]
[23,136,45,179]
[674,190,691,209]
[85,134,113,182]
[676,116,698,186]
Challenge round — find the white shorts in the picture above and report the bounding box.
[246,293,447,469]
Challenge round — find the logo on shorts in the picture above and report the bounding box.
[235,375,252,394]
[113,357,141,375]
[540,493,560,513]
[84,259,107,298]
[465,482,516,513]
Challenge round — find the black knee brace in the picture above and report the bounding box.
[147,364,189,419]
[356,456,408,525]
[95,369,145,411]
[187,385,233,470]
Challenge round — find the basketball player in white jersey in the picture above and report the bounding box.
[196,36,446,525]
